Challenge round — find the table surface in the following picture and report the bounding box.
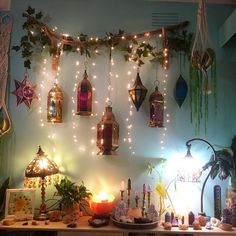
[0,216,236,235]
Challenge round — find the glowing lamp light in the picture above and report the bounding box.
[91,192,115,216]
[25,146,59,220]
[178,138,217,216]
[177,142,202,183]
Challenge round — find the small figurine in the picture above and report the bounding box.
[147,204,158,221]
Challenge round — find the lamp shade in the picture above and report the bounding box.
[25,146,59,178]
[177,144,202,182]
[128,72,147,111]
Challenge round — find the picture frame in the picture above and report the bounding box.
[5,188,35,219]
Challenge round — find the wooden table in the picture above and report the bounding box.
[0,216,235,236]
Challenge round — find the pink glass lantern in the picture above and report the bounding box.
[97,106,119,155]
[149,86,164,127]
[76,70,92,116]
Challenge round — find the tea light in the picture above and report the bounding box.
[91,192,115,216]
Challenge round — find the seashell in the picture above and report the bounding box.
[210,217,220,227]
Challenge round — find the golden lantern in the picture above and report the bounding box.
[97,106,119,155]
[76,70,92,116]
[149,86,164,127]
[47,83,63,123]
[128,72,147,111]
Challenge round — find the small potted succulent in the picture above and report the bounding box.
[54,176,92,223]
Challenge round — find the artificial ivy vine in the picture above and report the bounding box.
[13,6,219,135]
[12,6,192,69]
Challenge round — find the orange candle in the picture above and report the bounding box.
[91,192,115,216]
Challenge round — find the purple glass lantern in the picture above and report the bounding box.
[149,86,164,127]
[97,106,119,155]
[76,70,92,116]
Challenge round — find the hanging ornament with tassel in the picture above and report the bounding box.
[97,46,119,155]
[174,52,188,107]
[128,67,147,111]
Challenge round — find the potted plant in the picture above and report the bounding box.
[54,176,92,223]
[202,135,236,225]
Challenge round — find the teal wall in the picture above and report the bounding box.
[1,0,236,217]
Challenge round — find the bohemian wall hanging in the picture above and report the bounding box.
[0,15,12,137]
[190,0,216,133]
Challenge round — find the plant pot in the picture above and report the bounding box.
[62,203,81,224]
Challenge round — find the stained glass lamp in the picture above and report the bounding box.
[25,146,59,220]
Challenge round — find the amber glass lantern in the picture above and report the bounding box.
[128,72,147,111]
[97,106,119,155]
[47,83,63,123]
[76,70,92,116]
[149,86,164,127]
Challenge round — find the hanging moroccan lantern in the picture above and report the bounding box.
[128,72,147,111]
[47,83,63,123]
[149,86,164,128]
[97,106,119,155]
[76,70,92,116]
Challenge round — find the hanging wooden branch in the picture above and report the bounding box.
[12,6,191,69]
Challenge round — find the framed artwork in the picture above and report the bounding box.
[5,188,35,219]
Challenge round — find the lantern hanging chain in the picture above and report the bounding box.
[179,52,182,75]
[107,46,112,105]
[154,36,160,87]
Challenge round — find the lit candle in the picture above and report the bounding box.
[143,183,147,193]
[120,180,125,191]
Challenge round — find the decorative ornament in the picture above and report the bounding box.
[97,105,119,155]
[12,73,38,108]
[47,83,63,123]
[76,70,92,116]
[149,85,164,128]
[174,75,188,107]
[174,53,188,107]
[128,69,147,111]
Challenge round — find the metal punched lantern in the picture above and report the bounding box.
[149,86,164,127]
[47,83,63,123]
[128,72,147,111]
[97,106,119,155]
[76,70,92,116]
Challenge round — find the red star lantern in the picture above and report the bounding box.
[12,74,38,108]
